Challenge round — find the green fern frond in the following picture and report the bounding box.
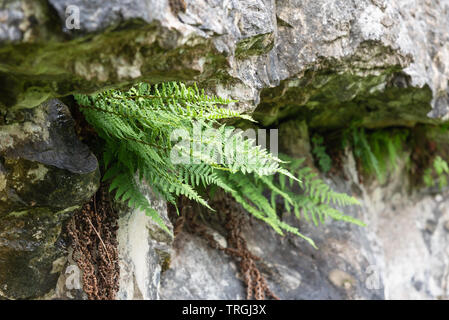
[424,155,449,189]
[76,81,362,248]
[311,134,332,173]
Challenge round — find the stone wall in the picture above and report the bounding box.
[1,0,449,300]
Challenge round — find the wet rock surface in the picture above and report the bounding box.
[0,99,99,299]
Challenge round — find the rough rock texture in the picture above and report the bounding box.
[363,182,449,299]
[51,185,172,300]
[116,186,173,300]
[0,0,449,300]
[159,126,382,300]
[158,118,449,300]
[0,0,448,118]
[0,99,99,299]
[160,188,385,300]
[159,169,449,300]
[159,130,449,300]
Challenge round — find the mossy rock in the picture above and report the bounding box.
[0,99,99,299]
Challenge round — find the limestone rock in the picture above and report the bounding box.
[160,176,384,300]
[0,0,448,301]
[0,99,99,299]
[116,185,173,300]
[0,0,447,120]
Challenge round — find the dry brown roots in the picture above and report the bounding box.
[67,185,120,300]
[173,196,279,300]
[169,0,186,15]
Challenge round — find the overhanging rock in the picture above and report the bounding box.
[0,0,447,119]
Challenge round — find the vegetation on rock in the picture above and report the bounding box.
[75,82,363,248]
[344,127,408,184]
[311,134,332,173]
[423,156,449,189]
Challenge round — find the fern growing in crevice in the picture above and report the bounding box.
[212,155,364,248]
[75,81,362,248]
[423,156,449,189]
[346,127,408,184]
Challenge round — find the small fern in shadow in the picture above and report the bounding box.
[423,156,449,189]
[311,134,332,173]
[346,127,408,184]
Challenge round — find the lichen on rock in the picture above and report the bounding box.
[0,0,449,300]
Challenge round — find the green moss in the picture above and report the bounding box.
[7,209,34,218]
[254,69,435,130]
[0,205,76,299]
[235,33,275,58]
[0,21,225,110]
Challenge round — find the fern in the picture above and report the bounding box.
[311,134,332,173]
[348,127,407,184]
[423,156,449,189]
[75,82,362,248]
[212,154,364,248]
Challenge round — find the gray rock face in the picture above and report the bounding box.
[50,182,173,301]
[0,0,447,118]
[159,135,382,300]
[160,199,385,300]
[0,99,99,299]
[0,99,99,214]
[48,0,156,34]
[0,1,23,42]
[366,187,449,299]
[159,147,449,300]
[0,0,448,301]
[116,186,173,300]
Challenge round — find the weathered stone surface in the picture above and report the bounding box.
[159,121,449,300]
[51,247,87,300]
[159,148,449,300]
[0,206,70,299]
[160,199,384,300]
[0,99,99,214]
[364,186,449,299]
[160,229,247,300]
[160,149,385,300]
[50,184,173,301]
[0,99,99,299]
[0,0,447,120]
[116,185,173,300]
